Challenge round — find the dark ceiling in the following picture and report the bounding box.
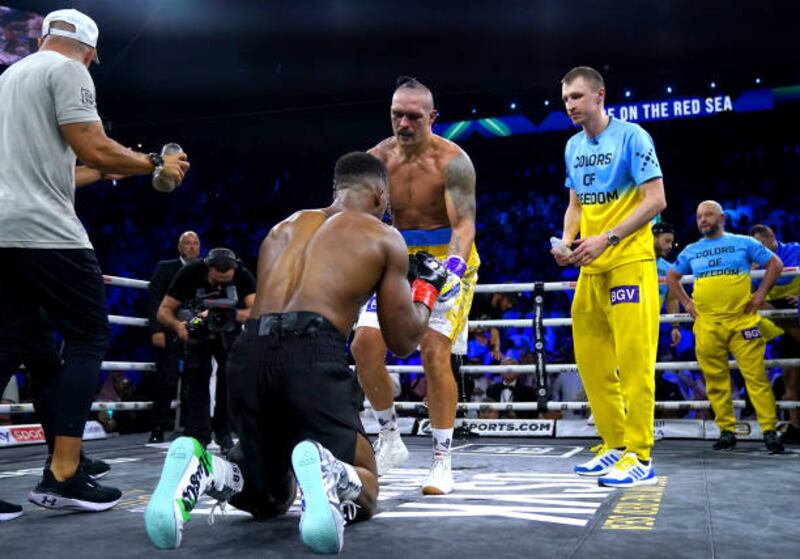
[7,0,800,149]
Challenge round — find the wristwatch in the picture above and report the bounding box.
[148,152,164,171]
[606,230,621,246]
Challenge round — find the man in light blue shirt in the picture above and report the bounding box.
[653,221,681,347]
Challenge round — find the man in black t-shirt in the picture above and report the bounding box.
[157,248,255,452]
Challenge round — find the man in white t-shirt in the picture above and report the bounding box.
[0,8,190,517]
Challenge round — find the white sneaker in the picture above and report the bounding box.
[573,444,623,477]
[598,452,657,488]
[292,440,346,554]
[373,430,409,476]
[145,437,243,550]
[422,454,454,495]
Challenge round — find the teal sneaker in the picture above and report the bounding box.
[145,437,242,550]
[292,440,346,554]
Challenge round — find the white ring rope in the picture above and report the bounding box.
[109,315,149,327]
[474,308,797,329]
[3,399,799,415]
[0,400,177,414]
[101,361,156,371]
[107,308,797,330]
[75,358,800,375]
[103,268,800,294]
[379,359,800,374]
[103,275,149,289]
[380,400,800,412]
[475,266,800,293]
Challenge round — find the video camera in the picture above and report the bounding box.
[178,285,239,340]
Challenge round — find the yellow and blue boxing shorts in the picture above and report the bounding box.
[356,227,480,355]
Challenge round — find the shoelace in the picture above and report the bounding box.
[207,501,229,526]
[339,500,360,524]
[614,455,639,471]
[431,456,449,474]
[374,431,396,454]
[590,443,606,456]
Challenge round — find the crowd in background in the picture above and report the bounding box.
[2,114,800,431]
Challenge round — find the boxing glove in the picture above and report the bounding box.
[410,252,448,311]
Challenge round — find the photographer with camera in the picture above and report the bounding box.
[157,248,255,454]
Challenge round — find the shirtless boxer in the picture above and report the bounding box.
[144,152,448,554]
[351,77,479,494]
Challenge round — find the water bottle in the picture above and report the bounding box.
[151,142,183,193]
[550,236,572,256]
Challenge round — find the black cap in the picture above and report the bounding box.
[652,221,675,236]
[204,248,239,271]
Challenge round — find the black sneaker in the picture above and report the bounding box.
[80,452,111,480]
[0,499,23,522]
[45,452,111,481]
[780,424,800,445]
[713,430,737,451]
[764,430,785,455]
[148,428,165,444]
[28,467,121,512]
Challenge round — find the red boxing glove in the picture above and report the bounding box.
[411,278,439,311]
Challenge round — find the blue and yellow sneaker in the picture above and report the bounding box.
[574,444,623,477]
[597,452,657,488]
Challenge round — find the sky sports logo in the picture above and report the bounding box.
[10,426,44,442]
[610,285,640,305]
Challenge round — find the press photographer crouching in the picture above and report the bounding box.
[157,248,255,454]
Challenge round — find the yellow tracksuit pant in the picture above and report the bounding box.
[571,260,659,460]
[694,314,777,432]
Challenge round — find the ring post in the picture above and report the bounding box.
[532,282,549,414]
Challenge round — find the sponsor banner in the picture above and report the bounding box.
[434,88,777,141]
[6,424,44,445]
[359,413,416,435]
[417,418,554,437]
[0,421,106,447]
[556,419,704,439]
[556,420,599,438]
[704,420,764,440]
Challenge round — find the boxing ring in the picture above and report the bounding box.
[1,270,799,558]
[4,269,799,430]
